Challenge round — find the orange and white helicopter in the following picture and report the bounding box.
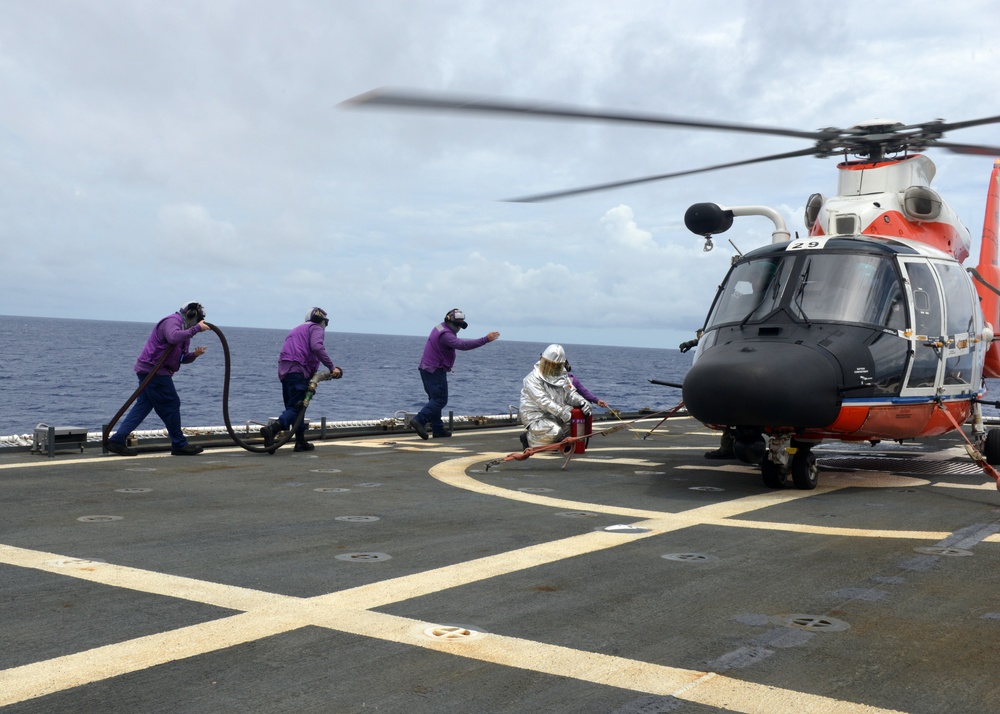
[343,90,1000,490]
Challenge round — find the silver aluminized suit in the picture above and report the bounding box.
[519,362,590,447]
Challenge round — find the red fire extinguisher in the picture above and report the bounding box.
[570,407,592,454]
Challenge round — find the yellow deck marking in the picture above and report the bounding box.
[934,481,999,490]
[0,543,906,714]
[0,612,295,705]
[0,444,978,712]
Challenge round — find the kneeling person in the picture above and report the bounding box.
[519,344,590,450]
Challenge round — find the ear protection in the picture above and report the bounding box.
[181,301,204,322]
[445,308,468,328]
[306,307,330,327]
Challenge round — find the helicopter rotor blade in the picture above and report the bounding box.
[505,147,821,202]
[342,88,830,142]
[934,115,1000,133]
[933,141,1000,157]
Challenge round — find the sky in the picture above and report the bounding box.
[2,1,1000,349]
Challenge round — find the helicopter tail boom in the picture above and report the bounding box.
[976,159,1000,378]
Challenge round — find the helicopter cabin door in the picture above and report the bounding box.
[898,258,983,397]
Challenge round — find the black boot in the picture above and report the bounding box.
[294,433,314,452]
[260,421,282,448]
[704,429,736,460]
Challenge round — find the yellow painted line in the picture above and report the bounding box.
[0,445,963,712]
[0,541,907,714]
[313,528,668,610]
[304,609,907,714]
[0,612,297,706]
[0,544,293,611]
[0,558,907,714]
[933,481,999,490]
[433,454,963,543]
[0,444,928,713]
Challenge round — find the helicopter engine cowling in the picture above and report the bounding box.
[682,340,842,428]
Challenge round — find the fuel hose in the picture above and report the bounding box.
[213,322,333,454]
[103,322,333,455]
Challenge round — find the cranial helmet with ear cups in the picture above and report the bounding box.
[445,308,468,330]
[306,307,329,327]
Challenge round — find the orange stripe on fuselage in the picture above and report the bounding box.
[780,401,972,442]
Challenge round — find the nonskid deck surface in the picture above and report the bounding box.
[1,417,999,713]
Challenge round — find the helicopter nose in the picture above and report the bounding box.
[682,341,841,428]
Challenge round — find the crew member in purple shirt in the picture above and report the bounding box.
[410,308,500,439]
[260,307,342,452]
[105,301,211,456]
[568,372,609,409]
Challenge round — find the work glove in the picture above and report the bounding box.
[580,402,592,416]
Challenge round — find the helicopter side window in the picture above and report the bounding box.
[906,262,943,337]
[934,261,978,386]
[934,261,976,336]
[903,261,943,389]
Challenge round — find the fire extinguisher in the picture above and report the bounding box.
[570,407,592,454]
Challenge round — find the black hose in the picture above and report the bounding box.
[212,322,311,454]
[103,322,319,455]
[102,346,173,452]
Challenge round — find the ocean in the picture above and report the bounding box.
[0,315,691,437]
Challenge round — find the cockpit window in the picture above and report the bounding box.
[793,254,903,326]
[706,252,904,329]
[705,257,785,327]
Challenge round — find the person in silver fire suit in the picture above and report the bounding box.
[518,344,591,450]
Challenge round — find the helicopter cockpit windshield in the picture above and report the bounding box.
[706,252,904,330]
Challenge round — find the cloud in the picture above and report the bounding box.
[1,0,999,349]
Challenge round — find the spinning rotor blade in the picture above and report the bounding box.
[934,114,1000,133]
[342,88,1000,200]
[505,147,820,202]
[934,141,1000,157]
[343,88,829,142]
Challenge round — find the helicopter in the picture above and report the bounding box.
[342,89,1000,491]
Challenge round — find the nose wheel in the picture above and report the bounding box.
[760,445,818,490]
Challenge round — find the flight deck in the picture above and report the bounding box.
[1,418,999,713]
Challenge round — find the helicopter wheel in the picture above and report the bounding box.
[984,429,1000,466]
[761,459,787,489]
[790,447,818,490]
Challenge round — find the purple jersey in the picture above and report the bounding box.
[134,313,202,376]
[278,322,335,379]
[570,374,599,404]
[418,322,491,372]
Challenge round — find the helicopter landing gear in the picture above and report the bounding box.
[790,446,818,490]
[760,436,818,490]
[984,429,1000,466]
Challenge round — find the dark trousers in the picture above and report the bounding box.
[111,373,187,448]
[417,368,449,434]
[279,372,311,437]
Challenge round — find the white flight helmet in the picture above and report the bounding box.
[539,344,568,379]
